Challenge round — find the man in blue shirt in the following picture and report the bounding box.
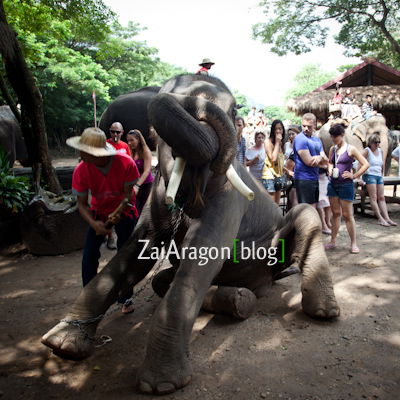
[293,113,328,206]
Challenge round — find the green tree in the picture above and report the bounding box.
[263,105,299,123]
[1,0,187,144]
[285,64,336,100]
[253,0,400,68]
[232,90,250,117]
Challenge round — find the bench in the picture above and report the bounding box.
[354,176,400,214]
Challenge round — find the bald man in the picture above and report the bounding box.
[107,122,131,156]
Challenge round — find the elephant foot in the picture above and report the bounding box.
[41,320,95,360]
[301,284,340,319]
[202,286,257,320]
[136,357,192,395]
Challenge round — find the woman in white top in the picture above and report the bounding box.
[362,134,397,226]
[245,130,266,182]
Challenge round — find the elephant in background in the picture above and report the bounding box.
[99,86,160,151]
[42,74,340,395]
[0,105,28,167]
[318,116,389,174]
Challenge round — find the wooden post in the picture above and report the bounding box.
[92,91,97,128]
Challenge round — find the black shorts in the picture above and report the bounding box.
[295,179,319,205]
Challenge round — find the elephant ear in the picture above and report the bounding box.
[353,123,368,144]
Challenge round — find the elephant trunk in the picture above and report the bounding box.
[148,93,236,174]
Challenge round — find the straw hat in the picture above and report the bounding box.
[66,127,117,157]
[199,58,215,66]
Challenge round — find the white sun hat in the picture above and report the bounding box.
[66,127,117,157]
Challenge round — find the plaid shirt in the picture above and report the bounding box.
[236,136,247,165]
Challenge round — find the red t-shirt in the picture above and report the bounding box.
[196,67,209,75]
[72,154,139,219]
[107,139,132,157]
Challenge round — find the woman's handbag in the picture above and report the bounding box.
[273,175,292,191]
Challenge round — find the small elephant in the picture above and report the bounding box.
[0,105,28,167]
[42,74,340,395]
[99,86,160,151]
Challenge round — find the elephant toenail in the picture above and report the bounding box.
[137,380,153,394]
[156,382,176,394]
[328,308,340,318]
[315,309,325,317]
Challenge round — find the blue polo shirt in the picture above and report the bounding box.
[293,132,322,181]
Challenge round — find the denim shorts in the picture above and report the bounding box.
[362,174,384,185]
[262,178,276,192]
[327,182,355,202]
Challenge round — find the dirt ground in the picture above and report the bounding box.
[1,159,400,399]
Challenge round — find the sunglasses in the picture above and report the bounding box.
[373,141,381,144]
[109,130,122,134]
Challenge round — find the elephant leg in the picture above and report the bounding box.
[273,204,340,319]
[41,211,161,360]
[136,193,244,395]
[152,267,177,298]
[202,285,256,320]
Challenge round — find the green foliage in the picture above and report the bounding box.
[285,64,336,100]
[253,0,400,68]
[232,90,250,117]
[0,148,31,213]
[263,106,300,124]
[337,64,357,73]
[1,0,187,144]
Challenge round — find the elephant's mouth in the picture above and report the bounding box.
[148,90,254,206]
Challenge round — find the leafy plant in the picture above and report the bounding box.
[0,147,31,213]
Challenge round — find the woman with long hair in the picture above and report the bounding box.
[261,119,285,204]
[245,130,266,182]
[126,129,154,216]
[362,134,397,226]
[324,124,369,254]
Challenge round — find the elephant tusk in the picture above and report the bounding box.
[165,157,186,205]
[226,165,254,201]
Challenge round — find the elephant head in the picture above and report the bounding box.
[148,75,253,212]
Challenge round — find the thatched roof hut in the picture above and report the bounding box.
[287,59,400,129]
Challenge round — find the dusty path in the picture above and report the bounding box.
[0,206,399,400]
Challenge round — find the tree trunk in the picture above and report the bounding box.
[0,0,62,194]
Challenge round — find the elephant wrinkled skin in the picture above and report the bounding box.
[41,74,340,395]
[99,86,160,150]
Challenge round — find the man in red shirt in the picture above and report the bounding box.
[67,127,139,313]
[107,122,132,156]
[196,58,215,75]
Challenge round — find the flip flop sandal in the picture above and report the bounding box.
[350,246,360,254]
[324,243,336,250]
[121,299,135,314]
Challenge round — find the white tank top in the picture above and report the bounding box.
[366,147,383,176]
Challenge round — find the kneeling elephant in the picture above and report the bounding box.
[41,74,340,395]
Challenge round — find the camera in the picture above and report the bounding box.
[332,167,340,179]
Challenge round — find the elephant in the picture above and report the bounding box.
[318,116,390,174]
[41,74,340,395]
[0,105,28,167]
[99,86,160,151]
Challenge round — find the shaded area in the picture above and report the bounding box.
[0,206,399,399]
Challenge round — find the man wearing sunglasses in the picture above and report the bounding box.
[107,122,132,156]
